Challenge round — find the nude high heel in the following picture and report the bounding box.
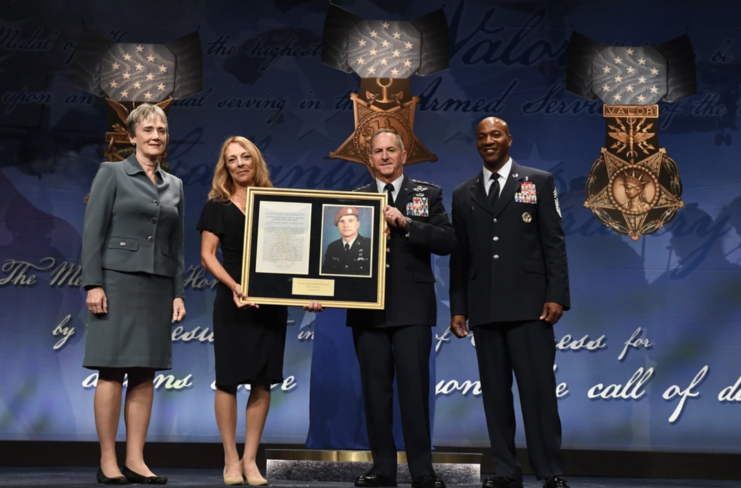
[241,462,267,486]
[223,465,244,485]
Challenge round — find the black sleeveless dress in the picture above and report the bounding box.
[197,199,288,387]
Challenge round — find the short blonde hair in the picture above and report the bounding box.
[208,136,273,201]
[127,103,169,136]
[369,128,405,153]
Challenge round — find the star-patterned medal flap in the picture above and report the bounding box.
[74,29,203,102]
[593,46,667,105]
[321,5,449,78]
[565,32,697,103]
[347,20,421,79]
[101,43,175,103]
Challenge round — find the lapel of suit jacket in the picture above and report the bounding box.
[124,153,161,198]
[469,171,493,215]
[491,160,525,218]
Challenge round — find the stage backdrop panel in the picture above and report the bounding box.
[1,0,741,453]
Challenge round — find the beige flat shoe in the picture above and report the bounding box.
[223,466,244,485]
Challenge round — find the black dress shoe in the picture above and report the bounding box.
[543,476,570,488]
[411,474,446,488]
[355,473,397,487]
[97,468,129,485]
[482,476,523,488]
[122,466,168,485]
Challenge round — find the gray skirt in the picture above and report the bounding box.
[83,269,173,371]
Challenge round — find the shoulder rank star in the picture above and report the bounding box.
[413,185,428,192]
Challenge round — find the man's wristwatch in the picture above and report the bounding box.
[404,217,412,230]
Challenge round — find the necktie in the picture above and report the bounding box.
[384,183,395,206]
[488,173,501,207]
[344,243,350,252]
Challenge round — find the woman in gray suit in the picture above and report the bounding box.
[82,103,186,485]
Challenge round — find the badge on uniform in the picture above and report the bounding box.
[407,197,429,217]
[514,181,537,204]
[522,212,532,223]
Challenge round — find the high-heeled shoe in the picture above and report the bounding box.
[122,466,168,485]
[224,465,245,485]
[96,467,129,485]
[241,462,268,486]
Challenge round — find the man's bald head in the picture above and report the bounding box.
[476,117,513,170]
[477,117,510,135]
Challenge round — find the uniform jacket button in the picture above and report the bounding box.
[153,200,159,206]
[493,254,499,259]
[147,236,154,242]
[151,218,157,224]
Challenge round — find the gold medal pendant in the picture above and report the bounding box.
[584,105,684,240]
[329,78,437,168]
[565,36,696,240]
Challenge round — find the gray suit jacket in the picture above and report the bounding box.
[81,154,185,298]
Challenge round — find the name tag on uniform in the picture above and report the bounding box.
[515,182,537,204]
[407,197,429,217]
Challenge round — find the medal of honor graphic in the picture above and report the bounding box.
[73,30,203,171]
[321,6,449,169]
[565,33,696,240]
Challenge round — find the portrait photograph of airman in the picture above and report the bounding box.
[320,205,374,277]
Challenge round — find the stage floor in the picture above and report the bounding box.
[0,468,737,488]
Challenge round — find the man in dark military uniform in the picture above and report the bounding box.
[322,206,371,276]
[449,117,570,488]
[350,129,454,488]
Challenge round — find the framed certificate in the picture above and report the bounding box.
[241,187,388,309]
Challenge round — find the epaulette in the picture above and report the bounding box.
[411,179,440,188]
[353,183,374,192]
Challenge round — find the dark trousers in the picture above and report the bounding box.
[473,320,564,481]
[352,325,434,480]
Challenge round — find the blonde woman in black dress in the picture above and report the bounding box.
[198,136,320,485]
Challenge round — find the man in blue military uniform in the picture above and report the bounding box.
[350,129,454,488]
[449,117,571,488]
[322,206,372,276]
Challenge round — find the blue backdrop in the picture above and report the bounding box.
[1,0,741,453]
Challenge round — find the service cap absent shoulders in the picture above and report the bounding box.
[410,179,440,188]
[353,183,375,192]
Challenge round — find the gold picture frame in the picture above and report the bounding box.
[241,187,388,309]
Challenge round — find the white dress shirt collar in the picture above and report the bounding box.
[482,157,513,196]
[376,173,405,197]
[341,235,358,248]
